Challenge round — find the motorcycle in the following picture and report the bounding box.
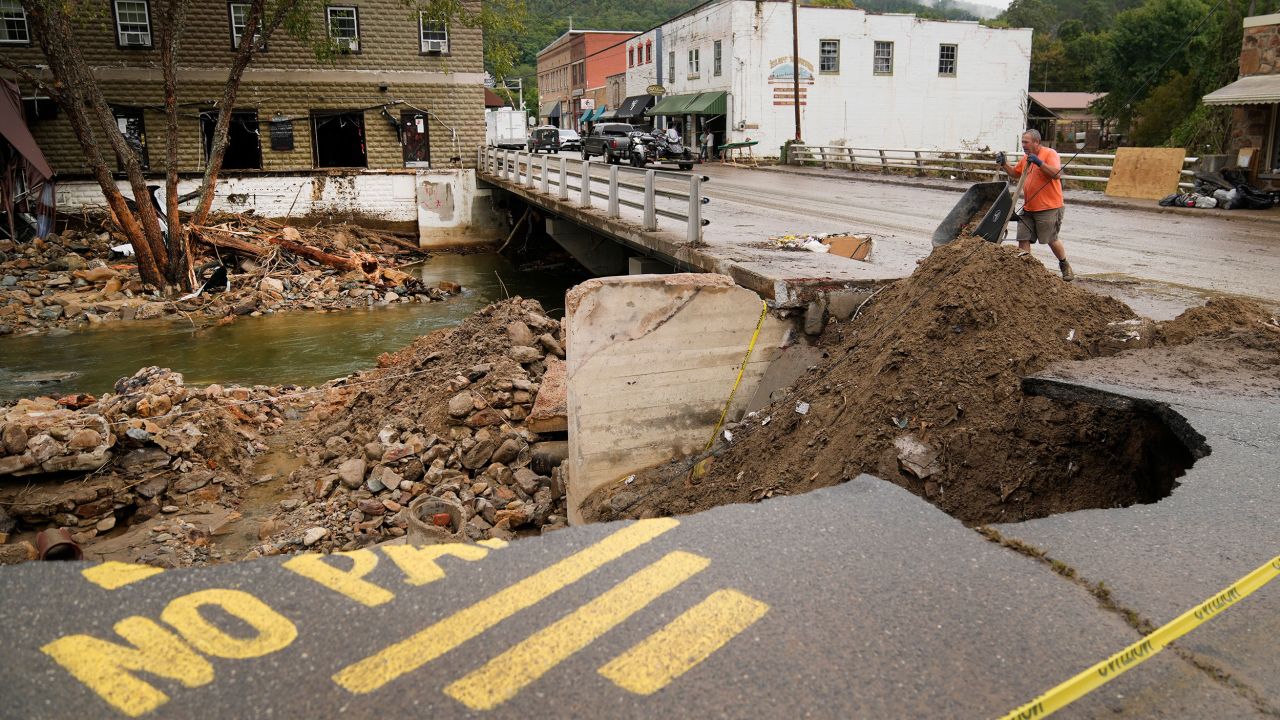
[629,132,696,171]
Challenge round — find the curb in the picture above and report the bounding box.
[747,164,1280,227]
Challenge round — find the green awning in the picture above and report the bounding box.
[579,110,591,123]
[590,105,608,121]
[647,91,727,116]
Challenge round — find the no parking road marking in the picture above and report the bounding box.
[39,519,768,716]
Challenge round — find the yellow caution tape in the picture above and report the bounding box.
[704,300,769,452]
[999,554,1280,720]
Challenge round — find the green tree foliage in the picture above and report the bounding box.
[998,0,1275,150]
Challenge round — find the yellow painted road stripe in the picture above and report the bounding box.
[599,588,769,696]
[332,517,679,695]
[445,551,709,710]
[999,554,1280,720]
[82,562,165,590]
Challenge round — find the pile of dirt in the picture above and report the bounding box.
[249,298,570,557]
[584,236,1191,526]
[1154,296,1278,346]
[0,367,315,565]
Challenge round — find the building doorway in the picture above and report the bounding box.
[201,110,262,170]
[310,111,367,168]
[401,110,431,167]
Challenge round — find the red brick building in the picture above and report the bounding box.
[536,30,638,130]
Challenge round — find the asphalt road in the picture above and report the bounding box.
[696,164,1280,304]
[1,471,1275,718]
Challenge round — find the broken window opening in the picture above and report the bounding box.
[111,106,148,171]
[311,110,367,168]
[202,110,262,170]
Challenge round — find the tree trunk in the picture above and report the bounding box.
[190,0,276,227]
[161,0,195,290]
[20,1,167,288]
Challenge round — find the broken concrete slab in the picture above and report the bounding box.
[564,273,792,524]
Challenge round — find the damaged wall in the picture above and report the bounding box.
[3,0,485,172]
[564,273,791,524]
[56,170,499,246]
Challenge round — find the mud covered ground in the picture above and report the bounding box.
[583,238,1280,527]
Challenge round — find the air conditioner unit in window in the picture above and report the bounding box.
[121,32,149,46]
[338,37,358,52]
[423,39,446,53]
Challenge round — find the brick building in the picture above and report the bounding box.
[1,0,486,175]
[535,30,637,130]
[1204,12,1280,190]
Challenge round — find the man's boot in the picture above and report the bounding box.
[1059,259,1075,282]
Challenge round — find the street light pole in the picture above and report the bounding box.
[792,0,802,143]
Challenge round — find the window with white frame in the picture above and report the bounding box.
[327,6,358,52]
[669,50,675,79]
[819,39,839,73]
[0,0,29,44]
[713,40,722,76]
[114,0,152,47]
[628,47,635,67]
[938,43,957,76]
[873,40,893,75]
[688,48,700,77]
[419,14,447,53]
[228,3,264,50]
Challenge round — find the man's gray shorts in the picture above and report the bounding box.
[1015,207,1064,245]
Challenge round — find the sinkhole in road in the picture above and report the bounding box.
[580,390,1201,527]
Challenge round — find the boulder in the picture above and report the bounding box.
[337,457,367,489]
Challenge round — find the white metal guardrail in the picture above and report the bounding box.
[478,147,710,244]
[789,145,1198,190]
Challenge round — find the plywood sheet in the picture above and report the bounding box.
[1105,147,1187,200]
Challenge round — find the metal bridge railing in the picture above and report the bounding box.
[478,147,710,244]
[788,144,1199,190]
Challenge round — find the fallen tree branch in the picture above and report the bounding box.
[189,226,268,257]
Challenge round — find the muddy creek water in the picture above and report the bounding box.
[0,253,584,402]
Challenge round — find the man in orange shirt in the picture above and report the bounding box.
[996,129,1074,281]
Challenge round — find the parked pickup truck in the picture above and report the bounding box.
[580,123,636,164]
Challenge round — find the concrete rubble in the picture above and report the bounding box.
[0,366,317,566]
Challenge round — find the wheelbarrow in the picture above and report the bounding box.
[931,172,1028,247]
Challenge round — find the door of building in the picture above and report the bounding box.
[401,111,431,167]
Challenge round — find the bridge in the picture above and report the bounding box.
[476,147,912,309]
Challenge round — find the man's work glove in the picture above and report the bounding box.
[995,151,1006,166]
[1027,153,1044,167]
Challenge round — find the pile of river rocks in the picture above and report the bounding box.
[252,299,571,556]
[0,225,457,336]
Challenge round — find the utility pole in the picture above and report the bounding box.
[792,0,802,143]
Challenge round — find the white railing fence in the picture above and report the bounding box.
[789,145,1198,190]
[477,147,710,244]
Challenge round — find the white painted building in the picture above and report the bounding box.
[623,0,1032,155]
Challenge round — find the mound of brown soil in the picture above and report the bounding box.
[584,237,1186,526]
[1155,297,1279,346]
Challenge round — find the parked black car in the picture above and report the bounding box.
[557,128,582,152]
[528,126,560,153]
[581,123,636,164]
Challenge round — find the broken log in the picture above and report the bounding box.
[270,227,363,272]
[189,226,268,257]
